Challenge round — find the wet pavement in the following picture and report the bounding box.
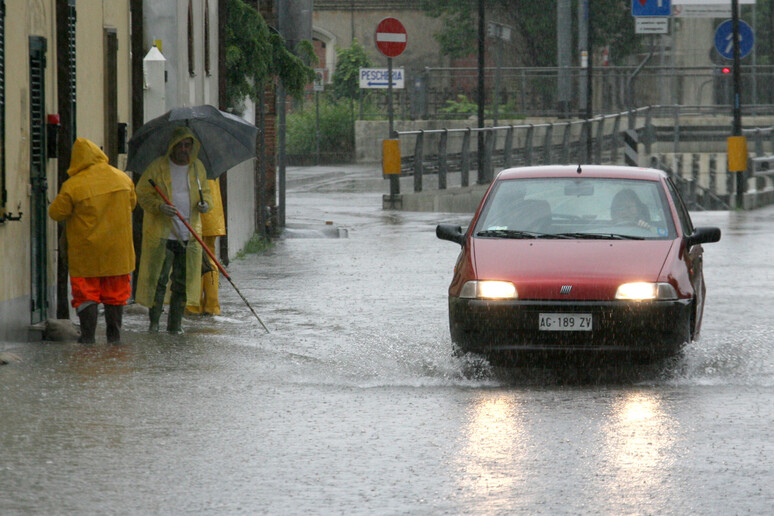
[1,164,773,514]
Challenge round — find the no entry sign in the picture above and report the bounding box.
[375,17,407,58]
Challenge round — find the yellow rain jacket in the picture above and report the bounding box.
[201,179,226,237]
[48,138,136,278]
[134,127,212,309]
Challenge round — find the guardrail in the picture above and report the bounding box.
[388,105,774,211]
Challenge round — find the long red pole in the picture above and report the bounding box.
[148,179,269,333]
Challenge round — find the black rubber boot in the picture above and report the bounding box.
[104,304,123,343]
[167,294,186,334]
[77,303,99,344]
[148,304,162,333]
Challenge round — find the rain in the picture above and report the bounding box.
[2,164,773,514]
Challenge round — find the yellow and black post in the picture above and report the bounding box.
[727,135,747,209]
[382,138,401,209]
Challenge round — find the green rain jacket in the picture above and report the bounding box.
[134,127,212,309]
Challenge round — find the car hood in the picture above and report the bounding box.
[470,238,675,300]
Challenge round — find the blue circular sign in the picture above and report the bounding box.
[714,19,754,60]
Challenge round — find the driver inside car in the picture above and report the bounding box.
[610,188,651,228]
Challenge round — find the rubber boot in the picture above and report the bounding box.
[148,304,162,333]
[167,294,186,334]
[77,303,99,344]
[104,304,123,343]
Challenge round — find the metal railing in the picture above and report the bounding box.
[390,105,774,210]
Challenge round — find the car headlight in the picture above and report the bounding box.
[459,280,518,299]
[615,282,677,301]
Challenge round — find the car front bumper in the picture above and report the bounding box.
[449,297,693,358]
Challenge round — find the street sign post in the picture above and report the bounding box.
[631,0,671,17]
[375,17,407,207]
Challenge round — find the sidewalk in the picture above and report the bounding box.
[287,163,486,213]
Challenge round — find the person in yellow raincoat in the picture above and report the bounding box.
[135,127,212,333]
[186,178,226,316]
[48,138,136,343]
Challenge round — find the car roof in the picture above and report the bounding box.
[495,165,668,182]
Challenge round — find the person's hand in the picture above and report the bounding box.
[197,201,210,214]
[159,203,177,217]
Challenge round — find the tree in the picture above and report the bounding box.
[223,0,315,112]
[330,39,372,100]
[422,0,640,67]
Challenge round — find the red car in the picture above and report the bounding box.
[437,165,721,362]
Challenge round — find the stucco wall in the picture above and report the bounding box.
[0,1,59,344]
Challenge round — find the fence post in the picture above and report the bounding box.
[582,119,592,163]
[460,128,471,187]
[438,129,448,190]
[644,107,653,155]
[560,123,570,164]
[691,153,700,206]
[543,124,553,164]
[709,154,717,203]
[524,125,534,165]
[484,129,496,182]
[754,128,763,156]
[503,126,514,168]
[624,128,638,167]
[594,118,604,163]
[611,115,621,163]
[414,130,424,192]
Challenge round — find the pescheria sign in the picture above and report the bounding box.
[359,68,405,89]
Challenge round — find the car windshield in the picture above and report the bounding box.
[474,177,676,240]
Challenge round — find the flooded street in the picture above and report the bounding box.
[2,165,773,514]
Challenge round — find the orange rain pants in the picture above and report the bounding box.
[70,274,132,309]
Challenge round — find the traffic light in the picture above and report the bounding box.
[721,66,731,75]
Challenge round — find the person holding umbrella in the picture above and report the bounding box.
[48,138,137,343]
[135,126,212,334]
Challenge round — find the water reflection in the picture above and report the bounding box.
[456,395,524,502]
[604,391,677,508]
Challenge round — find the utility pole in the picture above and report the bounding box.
[557,0,572,118]
[477,0,486,184]
[585,0,593,160]
[728,0,748,208]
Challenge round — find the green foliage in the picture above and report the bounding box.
[235,233,273,259]
[438,94,525,120]
[286,98,355,156]
[439,95,478,116]
[223,0,315,111]
[331,39,372,100]
[421,0,641,67]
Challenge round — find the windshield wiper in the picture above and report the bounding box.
[477,229,541,239]
[553,232,645,240]
[476,229,574,239]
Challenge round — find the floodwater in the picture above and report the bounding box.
[1,165,772,514]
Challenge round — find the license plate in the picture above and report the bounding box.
[539,313,592,331]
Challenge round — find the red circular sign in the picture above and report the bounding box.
[375,17,407,58]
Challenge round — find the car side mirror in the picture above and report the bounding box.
[436,224,465,245]
[685,226,721,248]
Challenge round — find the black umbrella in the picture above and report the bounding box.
[126,104,258,179]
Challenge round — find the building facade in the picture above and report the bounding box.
[0,0,134,344]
